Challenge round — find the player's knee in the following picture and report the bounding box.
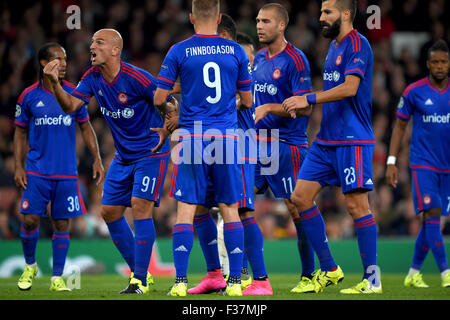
[290,191,312,211]
[424,207,441,219]
[22,214,39,230]
[345,195,369,218]
[131,198,154,219]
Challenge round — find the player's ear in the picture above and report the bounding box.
[217,13,222,25]
[189,13,195,25]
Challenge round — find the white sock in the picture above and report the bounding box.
[407,268,420,277]
[26,262,37,268]
[441,269,450,279]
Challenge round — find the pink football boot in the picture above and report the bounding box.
[242,279,273,295]
[187,269,227,294]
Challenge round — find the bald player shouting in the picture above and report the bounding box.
[44,29,178,294]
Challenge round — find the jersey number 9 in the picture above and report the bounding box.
[203,62,221,104]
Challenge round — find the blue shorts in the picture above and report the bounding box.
[170,139,244,205]
[411,169,450,216]
[255,142,308,198]
[20,174,87,219]
[202,163,256,211]
[102,152,170,207]
[299,141,374,194]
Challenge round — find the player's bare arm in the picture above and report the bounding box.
[255,103,312,124]
[237,90,252,110]
[282,75,360,117]
[385,118,408,188]
[151,96,178,153]
[78,121,105,186]
[43,60,85,113]
[13,126,28,189]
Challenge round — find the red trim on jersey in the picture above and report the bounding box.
[410,164,450,173]
[158,76,175,84]
[75,116,90,123]
[154,159,165,202]
[403,78,428,97]
[293,89,312,95]
[144,150,171,158]
[72,90,91,100]
[345,68,365,76]
[17,82,39,104]
[26,171,78,179]
[412,170,423,211]
[77,180,88,215]
[122,64,152,86]
[62,80,76,89]
[334,29,355,49]
[101,62,123,86]
[315,138,375,144]
[426,76,450,94]
[81,66,102,80]
[237,79,252,84]
[179,134,239,139]
[192,34,220,38]
[396,110,410,121]
[286,43,305,71]
[14,120,28,127]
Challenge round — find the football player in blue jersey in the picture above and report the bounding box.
[251,3,316,294]
[154,0,253,297]
[15,43,104,292]
[283,0,381,294]
[43,29,178,294]
[386,39,450,288]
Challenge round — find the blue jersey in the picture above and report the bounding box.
[253,43,312,146]
[396,77,450,172]
[317,29,374,146]
[157,34,252,136]
[14,81,90,179]
[71,61,170,161]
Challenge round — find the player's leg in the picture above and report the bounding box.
[48,218,71,291]
[405,216,430,288]
[170,200,197,296]
[423,207,450,287]
[48,179,87,292]
[17,175,49,290]
[336,145,380,294]
[219,201,244,296]
[188,204,227,294]
[240,209,273,295]
[101,157,136,281]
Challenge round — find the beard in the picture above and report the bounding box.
[320,17,341,39]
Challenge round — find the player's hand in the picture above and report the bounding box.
[255,105,269,124]
[43,59,60,85]
[385,164,398,188]
[165,114,179,133]
[282,95,309,118]
[150,127,170,153]
[14,167,27,190]
[92,160,105,186]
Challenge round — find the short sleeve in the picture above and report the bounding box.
[157,46,179,90]
[15,91,31,128]
[236,45,253,91]
[74,104,90,123]
[396,89,414,121]
[71,69,95,103]
[289,53,313,96]
[343,39,370,80]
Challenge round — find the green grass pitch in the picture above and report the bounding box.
[0,273,449,300]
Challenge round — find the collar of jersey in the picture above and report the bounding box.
[192,34,220,38]
[333,29,356,49]
[101,61,123,86]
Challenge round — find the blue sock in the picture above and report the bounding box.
[193,213,221,271]
[106,216,135,273]
[20,224,39,265]
[411,223,429,270]
[52,232,70,276]
[354,214,378,281]
[172,224,194,280]
[299,206,337,271]
[133,218,155,286]
[294,217,315,276]
[424,217,449,272]
[242,252,249,270]
[223,222,244,278]
[242,217,267,279]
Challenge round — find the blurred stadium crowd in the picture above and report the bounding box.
[0,0,449,240]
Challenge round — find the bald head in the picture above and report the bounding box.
[95,29,123,50]
[90,29,123,66]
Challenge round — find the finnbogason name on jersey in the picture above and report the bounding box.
[185,45,235,57]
